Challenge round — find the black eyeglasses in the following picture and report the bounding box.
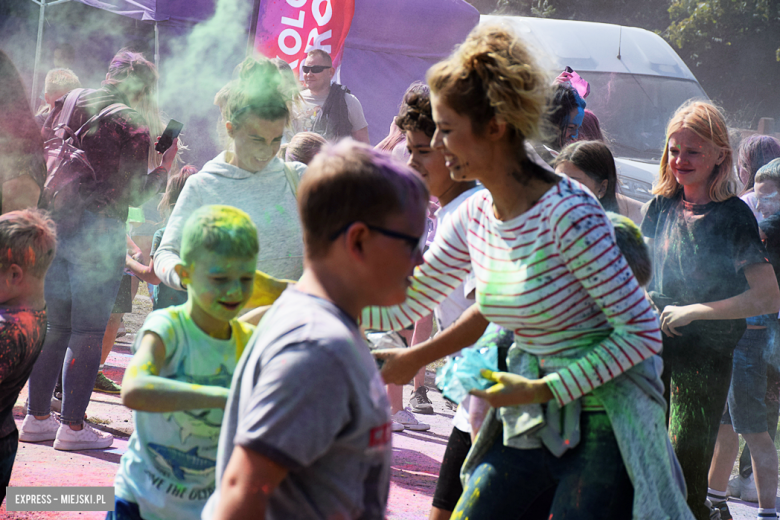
[302,65,331,74]
[330,222,426,256]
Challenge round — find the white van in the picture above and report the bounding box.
[481,15,710,202]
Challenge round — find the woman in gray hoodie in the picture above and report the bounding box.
[155,58,307,291]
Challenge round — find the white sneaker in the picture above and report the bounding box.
[19,414,60,442]
[391,408,430,431]
[391,421,405,432]
[726,475,741,497]
[739,472,758,503]
[54,422,113,451]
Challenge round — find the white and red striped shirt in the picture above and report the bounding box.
[363,177,662,406]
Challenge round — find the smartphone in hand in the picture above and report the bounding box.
[155,119,184,154]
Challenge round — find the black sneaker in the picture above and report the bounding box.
[715,503,732,520]
[706,499,731,520]
[409,386,434,415]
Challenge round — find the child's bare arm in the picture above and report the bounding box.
[121,331,229,412]
[125,255,162,285]
[212,445,287,520]
[239,305,272,326]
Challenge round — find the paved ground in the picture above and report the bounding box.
[1,338,453,519]
[0,291,778,518]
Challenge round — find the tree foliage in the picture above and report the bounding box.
[667,0,779,52]
[664,0,780,126]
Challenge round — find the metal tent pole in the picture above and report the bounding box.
[28,0,72,110]
[29,0,45,109]
[154,21,160,107]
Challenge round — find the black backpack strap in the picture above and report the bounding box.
[317,83,351,139]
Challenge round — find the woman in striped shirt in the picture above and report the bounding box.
[367,25,691,519]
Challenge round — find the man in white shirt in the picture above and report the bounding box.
[293,49,370,143]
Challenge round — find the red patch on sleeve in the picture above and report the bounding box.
[368,423,392,447]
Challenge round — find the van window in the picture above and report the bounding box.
[579,72,708,162]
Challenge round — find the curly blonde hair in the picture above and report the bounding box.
[654,100,737,202]
[426,24,550,153]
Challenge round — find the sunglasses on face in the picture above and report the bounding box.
[302,65,331,74]
[330,222,426,257]
[366,224,426,257]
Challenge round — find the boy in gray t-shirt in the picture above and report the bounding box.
[204,140,430,520]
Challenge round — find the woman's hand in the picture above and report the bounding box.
[659,304,696,337]
[126,240,144,263]
[553,71,573,86]
[373,348,423,385]
[469,369,554,407]
[157,137,179,172]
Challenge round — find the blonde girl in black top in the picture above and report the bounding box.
[641,101,780,520]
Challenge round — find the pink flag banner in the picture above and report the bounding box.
[253,0,355,72]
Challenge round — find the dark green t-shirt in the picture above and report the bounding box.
[641,192,768,306]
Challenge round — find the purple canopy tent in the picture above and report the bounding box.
[26,0,478,159]
[339,0,479,144]
[247,0,479,143]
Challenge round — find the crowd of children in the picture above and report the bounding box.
[1,16,780,520]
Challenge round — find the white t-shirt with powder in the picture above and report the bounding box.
[432,186,484,433]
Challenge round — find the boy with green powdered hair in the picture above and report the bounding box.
[110,205,260,520]
[205,140,428,520]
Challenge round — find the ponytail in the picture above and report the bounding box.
[427,24,551,179]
